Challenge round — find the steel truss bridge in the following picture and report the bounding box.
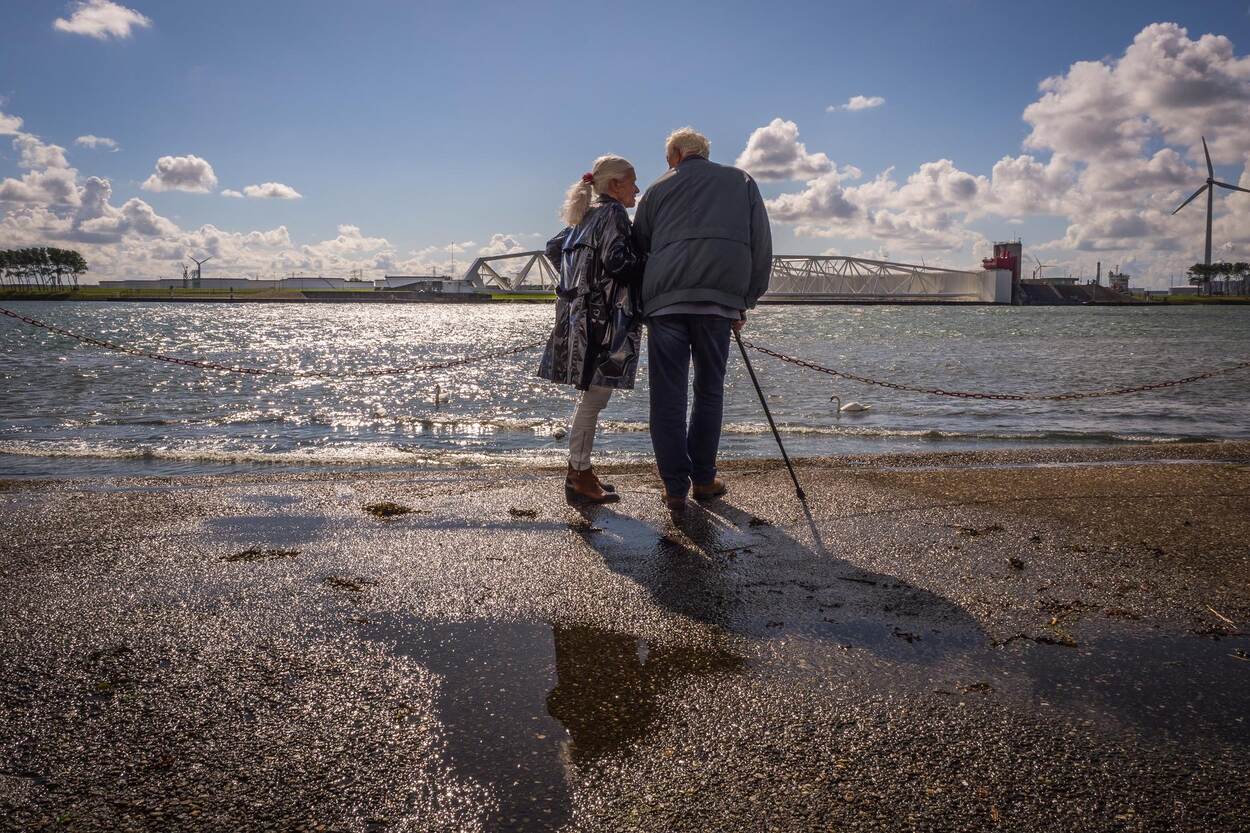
[462,252,558,292]
[464,252,1002,303]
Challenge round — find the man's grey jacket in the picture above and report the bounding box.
[633,156,772,317]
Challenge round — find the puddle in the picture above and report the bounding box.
[574,504,767,561]
[794,614,983,663]
[348,613,1243,829]
[775,620,1250,746]
[870,458,1232,473]
[980,623,1250,745]
[360,616,743,832]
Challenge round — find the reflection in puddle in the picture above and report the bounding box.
[361,617,743,832]
[548,625,743,767]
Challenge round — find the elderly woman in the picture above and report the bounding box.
[538,155,644,504]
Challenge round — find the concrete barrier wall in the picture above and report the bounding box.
[937,270,1013,303]
[762,269,1013,303]
[986,269,1013,303]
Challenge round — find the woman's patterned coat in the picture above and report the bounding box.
[537,196,644,390]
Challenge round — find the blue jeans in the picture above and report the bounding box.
[646,314,732,497]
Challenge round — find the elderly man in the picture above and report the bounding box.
[633,127,773,511]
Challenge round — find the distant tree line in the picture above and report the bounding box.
[0,247,89,288]
[1187,261,1250,295]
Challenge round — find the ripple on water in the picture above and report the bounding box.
[3,301,1249,477]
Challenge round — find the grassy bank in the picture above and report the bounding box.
[1157,294,1250,304]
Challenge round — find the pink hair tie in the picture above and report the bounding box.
[581,172,594,183]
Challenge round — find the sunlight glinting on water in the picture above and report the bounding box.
[1,301,1248,477]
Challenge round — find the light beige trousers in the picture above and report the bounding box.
[568,385,612,470]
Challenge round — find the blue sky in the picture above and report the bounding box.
[3,1,1250,284]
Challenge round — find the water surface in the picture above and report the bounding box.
[1,301,1247,477]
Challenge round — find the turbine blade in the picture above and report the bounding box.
[1202,136,1214,179]
[1172,184,1208,215]
[1214,181,1250,195]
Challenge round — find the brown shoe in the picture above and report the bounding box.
[566,465,619,504]
[585,467,615,493]
[661,490,687,512]
[692,477,727,501]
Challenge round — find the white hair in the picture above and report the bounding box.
[560,155,635,227]
[665,127,710,161]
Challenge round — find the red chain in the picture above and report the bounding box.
[0,305,545,378]
[741,339,1250,401]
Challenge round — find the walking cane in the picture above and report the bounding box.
[734,329,805,501]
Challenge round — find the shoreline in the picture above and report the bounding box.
[5,438,1249,487]
[0,437,1243,492]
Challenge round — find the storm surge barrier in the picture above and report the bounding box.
[3,305,1247,400]
[766,255,1007,304]
[466,252,1010,303]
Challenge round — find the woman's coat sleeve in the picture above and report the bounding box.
[599,205,644,285]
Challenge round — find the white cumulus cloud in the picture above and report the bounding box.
[0,118,405,280]
[1024,22,1250,164]
[241,182,302,200]
[79,196,179,239]
[141,155,218,193]
[477,233,528,256]
[828,95,886,112]
[0,167,82,207]
[221,189,244,198]
[14,134,71,169]
[762,22,1250,284]
[53,0,152,40]
[383,240,478,274]
[75,134,119,151]
[766,170,860,224]
[1,116,81,206]
[734,118,836,181]
[0,111,24,135]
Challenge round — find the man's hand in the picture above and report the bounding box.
[731,313,746,334]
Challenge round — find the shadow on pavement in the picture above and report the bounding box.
[572,497,986,664]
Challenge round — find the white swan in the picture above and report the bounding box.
[830,395,872,414]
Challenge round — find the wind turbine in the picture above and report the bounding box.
[1031,255,1054,280]
[1171,136,1250,267]
[190,255,213,288]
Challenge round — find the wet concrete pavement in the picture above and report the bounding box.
[1,443,1248,831]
